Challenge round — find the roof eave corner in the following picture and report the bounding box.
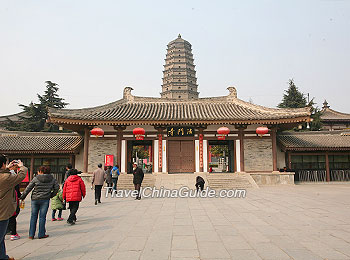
[123,86,134,102]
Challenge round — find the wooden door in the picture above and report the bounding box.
[168,140,194,173]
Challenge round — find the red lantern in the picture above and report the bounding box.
[91,127,104,137]
[133,127,145,140]
[256,126,269,137]
[217,127,230,140]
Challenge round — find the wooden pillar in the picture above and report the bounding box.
[325,152,330,182]
[117,128,123,168]
[199,128,204,172]
[83,128,90,173]
[30,155,34,181]
[238,127,245,172]
[271,127,278,171]
[158,128,163,171]
[114,126,126,169]
[287,151,292,170]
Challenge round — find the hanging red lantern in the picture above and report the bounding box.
[133,127,145,140]
[217,127,230,140]
[91,127,104,137]
[256,126,269,137]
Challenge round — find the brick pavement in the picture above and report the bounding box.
[5,184,350,260]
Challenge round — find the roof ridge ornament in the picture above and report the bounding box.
[227,86,237,101]
[178,34,181,38]
[323,99,330,109]
[123,86,134,102]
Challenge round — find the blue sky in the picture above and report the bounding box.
[1,0,349,115]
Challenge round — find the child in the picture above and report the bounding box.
[8,184,21,241]
[51,189,64,221]
[63,169,86,225]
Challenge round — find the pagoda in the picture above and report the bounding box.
[161,34,199,99]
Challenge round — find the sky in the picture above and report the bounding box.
[1,0,349,116]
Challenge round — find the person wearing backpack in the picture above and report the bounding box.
[111,165,120,192]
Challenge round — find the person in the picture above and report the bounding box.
[132,163,144,200]
[20,166,59,239]
[51,188,64,221]
[8,184,21,241]
[0,155,27,260]
[63,169,86,225]
[111,165,120,192]
[195,176,205,191]
[105,166,113,194]
[64,163,74,180]
[92,163,105,205]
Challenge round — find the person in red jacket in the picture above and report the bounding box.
[62,169,86,225]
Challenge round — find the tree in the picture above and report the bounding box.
[278,79,321,131]
[5,81,68,132]
[278,79,307,108]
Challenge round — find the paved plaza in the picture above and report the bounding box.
[6,184,350,260]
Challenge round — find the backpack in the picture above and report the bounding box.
[111,169,119,178]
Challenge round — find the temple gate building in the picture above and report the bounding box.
[46,35,313,186]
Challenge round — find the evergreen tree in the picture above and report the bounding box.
[278,79,321,131]
[278,79,307,108]
[5,81,68,132]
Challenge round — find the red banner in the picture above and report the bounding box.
[158,134,162,170]
[199,134,203,169]
[105,155,114,166]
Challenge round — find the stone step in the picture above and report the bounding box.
[207,173,256,189]
[116,174,156,190]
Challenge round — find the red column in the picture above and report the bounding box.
[271,127,278,172]
[325,152,330,182]
[83,128,90,173]
[239,128,245,172]
[209,145,212,163]
[158,133,162,171]
[199,133,204,172]
[30,155,34,181]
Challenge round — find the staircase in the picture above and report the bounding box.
[116,174,156,190]
[206,173,258,189]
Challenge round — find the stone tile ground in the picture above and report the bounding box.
[5,184,350,260]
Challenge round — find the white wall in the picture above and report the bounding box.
[154,140,159,172]
[195,140,199,172]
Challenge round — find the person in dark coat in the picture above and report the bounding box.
[64,163,74,181]
[7,184,21,241]
[20,166,59,239]
[104,166,113,194]
[195,176,205,191]
[132,163,144,200]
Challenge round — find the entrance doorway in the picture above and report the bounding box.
[168,140,195,173]
[208,140,234,173]
[127,140,153,173]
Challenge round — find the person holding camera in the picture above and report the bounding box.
[0,155,27,260]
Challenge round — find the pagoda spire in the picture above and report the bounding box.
[160,35,199,100]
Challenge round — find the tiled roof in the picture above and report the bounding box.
[0,111,28,124]
[278,131,350,151]
[321,107,350,121]
[48,87,311,125]
[0,130,83,154]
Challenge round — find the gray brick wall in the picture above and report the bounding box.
[244,139,273,172]
[88,139,117,172]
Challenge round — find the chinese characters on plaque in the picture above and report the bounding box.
[167,126,195,137]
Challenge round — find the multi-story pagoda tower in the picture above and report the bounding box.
[161,34,199,99]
